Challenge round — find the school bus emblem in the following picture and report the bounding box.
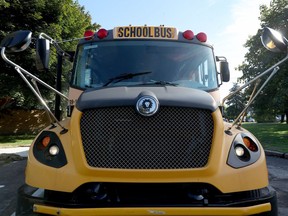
[136,96,159,116]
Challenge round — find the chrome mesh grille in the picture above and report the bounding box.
[80,107,214,169]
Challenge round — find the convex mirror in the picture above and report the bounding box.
[0,30,32,52]
[36,38,50,71]
[261,27,288,53]
[216,56,230,83]
[220,61,230,82]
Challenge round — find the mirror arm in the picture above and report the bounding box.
[15,67,67,131]
[1,47,69,100]
[39,33,71,58]
[226,66,280,132]
[31,79,55,125]
[218,72,223,86]
[216,56,227,62]
[1,47,69,132]
[283,37,288,45]
[236,79,260,127]
[221,53,288,107]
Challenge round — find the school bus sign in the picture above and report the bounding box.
[113,26,178,39]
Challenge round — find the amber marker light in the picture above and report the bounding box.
[41,136,51,147]
[243,137,258,152]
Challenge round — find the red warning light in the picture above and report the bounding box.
[84,30,94,40]
[97,29,108,39]
[183,30,194,40]
[196,32,207,42]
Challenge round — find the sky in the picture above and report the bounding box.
[77,0,272,99]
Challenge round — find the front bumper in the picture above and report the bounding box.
[16,184,278,216]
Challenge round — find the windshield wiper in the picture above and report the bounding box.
[142,80,178,86]
[103,71,152,87]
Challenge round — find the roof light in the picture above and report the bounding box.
[183,30,194,40]
[196,32,207,42]
[97,28,108,39]
[84,30,94,40]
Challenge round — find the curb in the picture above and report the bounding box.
[265,150,288,159]
[0,153,25,162]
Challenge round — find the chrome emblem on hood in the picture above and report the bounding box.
[136,96,159,116]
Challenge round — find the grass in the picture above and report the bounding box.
[0,134,35,148]
[242,122,288,153]
[0,123,287,152]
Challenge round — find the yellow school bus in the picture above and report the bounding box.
[1,26,286,216]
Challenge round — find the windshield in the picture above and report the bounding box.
[72,40,218,90]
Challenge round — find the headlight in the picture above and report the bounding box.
[49,145,60,156]
[33,131,67,168]
[235,146,245,157]
[227,133,261,168]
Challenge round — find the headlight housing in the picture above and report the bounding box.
[227,133,261,168]
[33,131,67,168]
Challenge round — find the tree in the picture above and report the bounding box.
[0,0,9,7]
[0,0,100,109]
[237,0,288,123]
[225,83,246,120]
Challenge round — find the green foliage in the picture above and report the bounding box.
[0,134,35,147]
[0,0,9,7]
[0,0,100,109]
[237,0,288,123]
[254,111,276,123]
[225,83,246,119]
[243,123,288,152]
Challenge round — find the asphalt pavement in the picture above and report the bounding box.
[0,160,26,216]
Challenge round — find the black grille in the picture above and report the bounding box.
[80,106,214,169]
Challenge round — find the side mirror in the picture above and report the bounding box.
[220,61,230,82]
[261,27,288,53]
[217,56,230,83]
[36,38,50,71]
[0,30,32,52]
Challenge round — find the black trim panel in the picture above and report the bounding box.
[76,86,218,112]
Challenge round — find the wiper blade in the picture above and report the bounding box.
[103,71,152,87]
[144,80,179,86]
